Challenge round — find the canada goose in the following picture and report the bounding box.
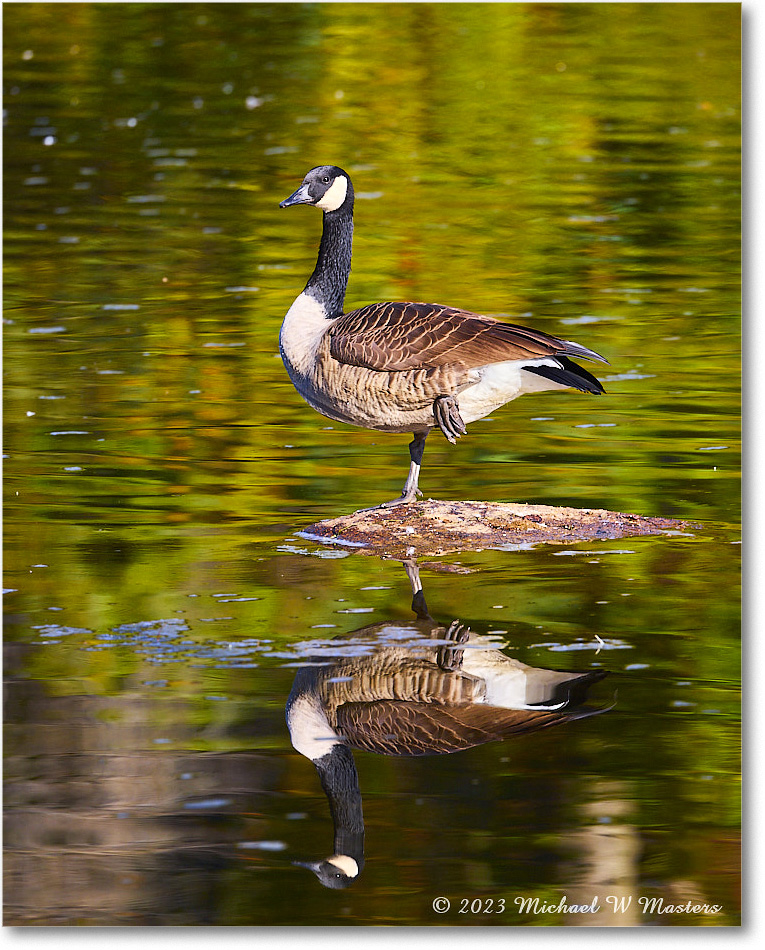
[279,165,608,508]
[286,563,609,888]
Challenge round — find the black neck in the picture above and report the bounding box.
[304,204,354,319]
[315,743,365,868]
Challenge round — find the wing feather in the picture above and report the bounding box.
[336,701,582,756]
[328,302,607,372]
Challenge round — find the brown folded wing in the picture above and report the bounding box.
[335,701,578,756]
[328,302,599,373]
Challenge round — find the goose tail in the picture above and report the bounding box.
[524,355,606,395]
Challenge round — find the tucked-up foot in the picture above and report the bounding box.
[436,620,471,671]
[434,395,467,444]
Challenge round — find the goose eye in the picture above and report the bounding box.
[322,176,330,183]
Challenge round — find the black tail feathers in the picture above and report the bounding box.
[523,356,605,395]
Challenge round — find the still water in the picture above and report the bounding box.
[4,2,740,927]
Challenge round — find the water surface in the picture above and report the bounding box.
[4,2,740,927]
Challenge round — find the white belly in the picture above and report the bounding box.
[460,643,571,710]
[457,359,569,424]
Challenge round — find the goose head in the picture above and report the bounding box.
[280,165,354,213]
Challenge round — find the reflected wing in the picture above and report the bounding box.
[336,701,589,756]
[328,302,607,373]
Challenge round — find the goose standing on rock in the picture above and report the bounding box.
[279,165,608,508]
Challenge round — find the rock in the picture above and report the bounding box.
[298,500,696,559]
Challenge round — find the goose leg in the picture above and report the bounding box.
[403,558,433,622]
[355,431,428,511]
[397,430,427,502]
[433,394,467,444]
[375,398,463,509]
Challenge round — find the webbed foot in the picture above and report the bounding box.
[434,395,467,444]
[354,488,422,514]
[436,620,471,671]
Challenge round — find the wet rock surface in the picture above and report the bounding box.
[298,500,697,559]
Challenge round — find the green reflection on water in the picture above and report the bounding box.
[4,1,739,928]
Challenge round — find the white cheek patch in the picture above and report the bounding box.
[327,854,359,878]
[316,175,348,212]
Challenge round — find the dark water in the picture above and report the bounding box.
[4,2,740,927]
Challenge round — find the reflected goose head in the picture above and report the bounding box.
[279,165,354,213]
[292,853,361,890]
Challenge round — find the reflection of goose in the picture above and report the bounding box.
[279,165,607,508]
[286,563,608,888]
[288,629,606,759]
